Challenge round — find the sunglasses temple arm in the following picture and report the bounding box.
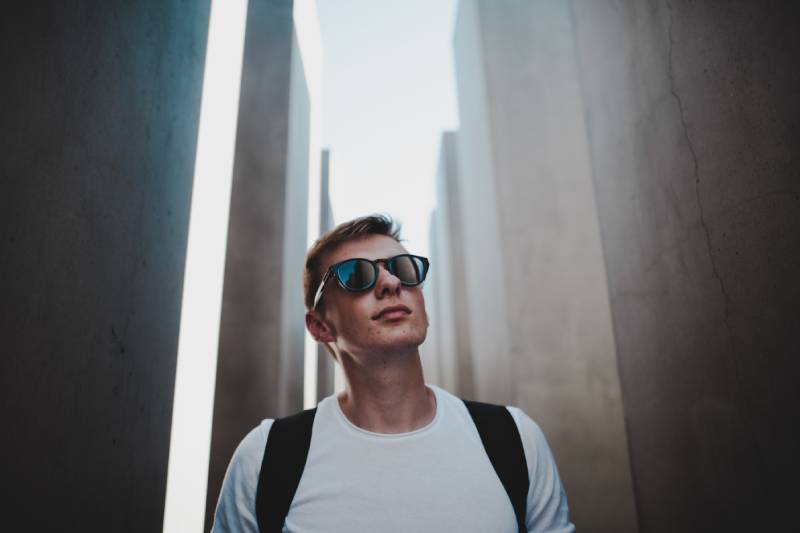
[313,270,331,309]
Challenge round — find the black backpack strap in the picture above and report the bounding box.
[463,399,529,533]
[255,407,317,533]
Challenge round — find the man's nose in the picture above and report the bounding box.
[374,262,402,297]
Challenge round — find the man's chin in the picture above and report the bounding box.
[373,332,427,354]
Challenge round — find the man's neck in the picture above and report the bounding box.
[337,348,436,434]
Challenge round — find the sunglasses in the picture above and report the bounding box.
[313,254,430,309]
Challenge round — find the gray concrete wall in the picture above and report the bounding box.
[440,132,475,399]
[425,132,475,397]
[317,149,336,401]
[421,211,444,388]
[0,2,209,531]
[425,144,456,392]
[277,29,311,416]
[453,1,637,530]
[205,0,312,528]
[570,2,800,531]
[452,0,515,406]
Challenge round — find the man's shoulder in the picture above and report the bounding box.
[440,386,544,437]
[211,419,275,532]
[231,418,275,468]
[249,418,274,438]
[504,405,546,441]
[455,394,552,467]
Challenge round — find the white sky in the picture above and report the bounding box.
[315,0,460,257]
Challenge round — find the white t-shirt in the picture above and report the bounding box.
[212,384,574,532]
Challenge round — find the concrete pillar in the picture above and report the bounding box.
[0,2,209,531]
[452,1,637,530]
[421,209,444,387]
[439,132,475,399]
[570,1,800,531]
[205,0,318,529]
[425,132,475,397]
[451,0,514,406]
[316,148,336,401]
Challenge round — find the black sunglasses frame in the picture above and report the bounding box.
[312,254,430,309]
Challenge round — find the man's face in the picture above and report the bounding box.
[314,234,429,359]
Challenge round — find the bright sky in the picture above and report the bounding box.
[315,0,460,257]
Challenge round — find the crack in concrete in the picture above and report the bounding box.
[666,1,733,325]
[666,0,767,468]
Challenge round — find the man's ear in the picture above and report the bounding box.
[305,310,336,343]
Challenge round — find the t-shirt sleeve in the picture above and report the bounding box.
[507,406,575,533]
[211,419,274,533]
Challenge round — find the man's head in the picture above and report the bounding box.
[303,214,429,361]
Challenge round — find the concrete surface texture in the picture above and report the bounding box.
[422,155,451,390]
[204,1,314,529]
[439,133,476,400]
[0,2,209,531]
[570,1,800,531]
[316,148,336,401]
[422,209,444,387]
[424,132,475,398]
[452,0,515,407]
[451,1,637,530]
[277,25,312,417]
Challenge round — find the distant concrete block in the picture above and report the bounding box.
[426,132,475,398]
[317,148,336,401]
[205,1,320,528]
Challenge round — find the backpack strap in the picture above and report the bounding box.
[255,407,317,533]
[463,399,529,533]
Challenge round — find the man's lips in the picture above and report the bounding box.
[372,304,412,320]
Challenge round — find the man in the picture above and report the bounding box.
[212,214,574,532]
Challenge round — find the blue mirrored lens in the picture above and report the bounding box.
[336,259,375,290]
